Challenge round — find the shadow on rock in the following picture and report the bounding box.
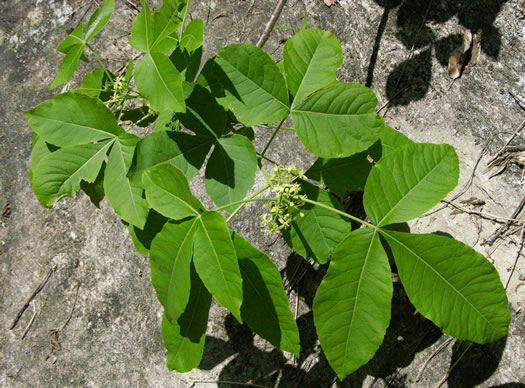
[448,337,507,387]
[370,0,506,105]
[198,249,448,387]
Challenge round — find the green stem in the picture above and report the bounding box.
[259,163,273,186]
[127,111,154,129]
[260,118,285,159]
[258,154,279,166]
[87,44,113,82]
[302,198,376,229]
[178,0,191,39]
[225,184,271,223]
[214,196,277,215]
[266,124,295,131]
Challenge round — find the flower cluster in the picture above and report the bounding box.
[107,75,128,106]
[261,165,307,232]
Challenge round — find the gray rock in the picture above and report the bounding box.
[1,0,523,387]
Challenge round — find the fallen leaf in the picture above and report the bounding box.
[471,32,481,65]
[448,29,472,79]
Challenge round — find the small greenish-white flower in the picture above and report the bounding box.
[261,165,307,232]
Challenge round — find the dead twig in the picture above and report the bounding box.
[416,337,455,382]
[441,200,525,224]
[292,286,300,367]
[504,224,525,289]
[487,120,525,167]
[189,379,268,387]
[435,342,472,388]
[21,300,39,340]
[125,0,140,13]
[509,91,525,111]
[483,196,525,246]
[423,138,491,218]
[10,265,56,330]
[255,0,287,48]
[62,284,80,331]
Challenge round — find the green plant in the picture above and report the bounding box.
[25,0,510,380]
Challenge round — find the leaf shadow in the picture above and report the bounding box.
[370,0,507,106]
[199,57,243,103]
[205,143,236,188]
[197,248,447,387]
[447,337,507,388]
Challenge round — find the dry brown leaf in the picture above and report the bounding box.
[471,32,481,65]
[448,29,472,79]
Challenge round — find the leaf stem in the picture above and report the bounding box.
[178,0,191,40]
[265,124,295,131]
[260,118,285,160]
[86,43,114,82]
[225,184,271,223]
[214,196,277,215]
[302,198,375,229]
[258,163,273,186]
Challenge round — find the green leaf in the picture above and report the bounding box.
[143,164,202,220]
[104,134,148,228]
[128,209,167,254]
[25,92,123,147]
[283,28,342,107]
[32,140,113,207]
[29,134,58,186]
[129,0,153,53]
[151,218,199,321]
[129,0,184,54]
[135,53,185,113]
[162,261,211,372]
[124,59,134,84]
[180,18,204,53]
[376,127,413,159]
[205,135,258,210]
[193,211,243,322]
[305,151,372,193]
[130,131,213,185]
[176,83,227,138]
[49,24,86,90]
[150,0,185,54]
[85,0,115,41]
[292,82,384,158]
[154,111,179,131]
[80,162,106,208]
[171,45,203,82]
[233,232,300,356]
[364,143,459,226]
[57,23,85,54]
[382,230,510,343]
[202,45,290,126]
[313,228,392,380]
[77,68,113,101]
[282,181,351,264]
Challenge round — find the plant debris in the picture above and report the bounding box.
[448,29,481,79]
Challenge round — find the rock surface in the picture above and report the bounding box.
[0,0,524,387]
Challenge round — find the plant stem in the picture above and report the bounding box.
[225,184,271,223]
[259,163,273,186]
[266,124,295,131]
[87,44,114,82]
[178,0,191,39]
[260,118,285,159]
[214,196,277,214]
[302,198,375,229]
